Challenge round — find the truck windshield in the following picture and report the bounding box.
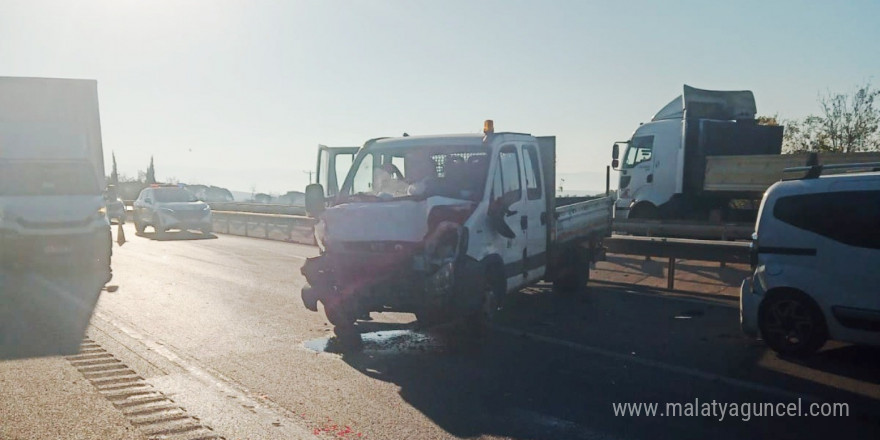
[0,162,99,196]
[622,136,654,169]
[154,188,198,203]
[339,145,490,202]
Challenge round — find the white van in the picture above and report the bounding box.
[741,164,880,355]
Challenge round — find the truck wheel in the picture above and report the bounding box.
[464,267,504,335]
[134,219,145,234]
[758,290,827,357]
[553,248,590,294]
[416,308,450,329]
[629,203,659,220]
[325,299,361,347]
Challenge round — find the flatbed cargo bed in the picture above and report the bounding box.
[703,152,880,193]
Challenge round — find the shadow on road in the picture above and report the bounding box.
[0,268,104,360]
[307,284,880,439]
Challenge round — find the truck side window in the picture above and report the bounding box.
[351,153,374,194]
[334,153,355,193]
[497,146,522,204]
[623,136,654,169]
[522,144,542,200]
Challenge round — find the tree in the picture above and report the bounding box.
[146,156,156,184]
[783,82,880,153]
[783,115,832,153]
[757,114,779,126]
[110,152,119,185]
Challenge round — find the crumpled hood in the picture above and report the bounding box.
[320,197,471,244]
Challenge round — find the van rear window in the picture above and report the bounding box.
[0,162,99,196]
[773,190,880,250]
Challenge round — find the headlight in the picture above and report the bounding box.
[96,206,107,219]
[202,204,210,211]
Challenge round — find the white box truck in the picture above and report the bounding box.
[0,77,112,357]
[612,85,880,223]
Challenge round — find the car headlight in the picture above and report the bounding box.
[202,204,210,211]
[97,206,107,219]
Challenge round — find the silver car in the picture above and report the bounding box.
[133,186,213,237]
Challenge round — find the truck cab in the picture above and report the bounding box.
[300,121,612,340]
[613,85,783,222]
[614,116,682,219]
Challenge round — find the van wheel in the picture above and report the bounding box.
[416,307,450,329]
[758,291,827,356]
[553,248,589,294]
[323,298,360,343]
[464,267,503,335]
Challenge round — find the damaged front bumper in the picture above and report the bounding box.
[300,251,482,316]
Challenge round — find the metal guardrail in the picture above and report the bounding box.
[211,211,316,245]
[207,202,306,216]
[604,235,750,289]
[612,219,754,240]
[200,205,753,291]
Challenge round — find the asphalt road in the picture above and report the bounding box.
[12,224,880,439]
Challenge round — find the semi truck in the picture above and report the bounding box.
[612,85,880,222]
[0,77,112,356]
[300,121,613,340]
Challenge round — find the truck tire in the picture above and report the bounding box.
[134,220,145,234]
[416,307,451,329]
[553,248,590,294]
[463,266,504,335]
[628,203,659,220]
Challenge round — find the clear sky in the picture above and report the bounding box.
[3,0,879,195]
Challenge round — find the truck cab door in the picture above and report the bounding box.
[490,145,528,291]
[315,145,359,200]
[618,135,654,211]
[520,143,547,282]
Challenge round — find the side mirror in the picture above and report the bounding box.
[612,159,620,169]
[612,143,620,160]
[305,183,326,217]
[144,198,152,205]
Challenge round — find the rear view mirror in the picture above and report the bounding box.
[612,143,620,160]
[305,183,326,217]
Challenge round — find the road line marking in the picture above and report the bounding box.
[491,325,824,404]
